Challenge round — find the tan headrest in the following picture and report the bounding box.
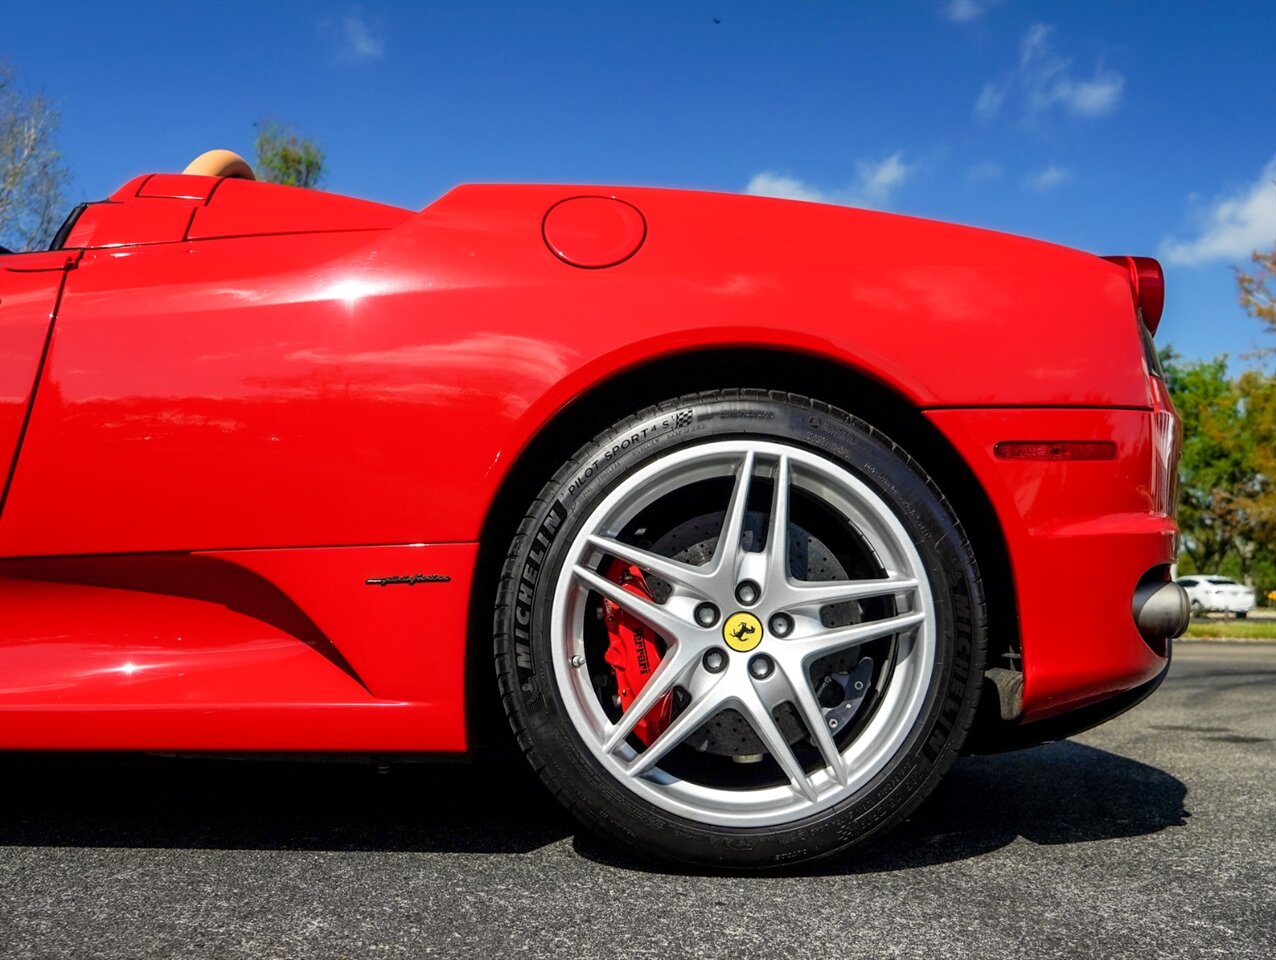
[182,149,256,180]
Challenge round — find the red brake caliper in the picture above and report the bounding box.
[602,561,674,745]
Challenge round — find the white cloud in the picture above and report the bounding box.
[1019,22,1052,65]
[974,82,1007,120]
[943,0,999,23]
[856,153,914,207]
[746,152,917,210]
[1024,164,1072,191]
[977,23,1123,121]
[1160,158,1276,266]
[1065,73,1124,116]
[745,173,828,205]
[341,11,384,62]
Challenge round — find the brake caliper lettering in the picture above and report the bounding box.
[602,562,673,745]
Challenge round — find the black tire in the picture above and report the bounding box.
[494,390,986,869]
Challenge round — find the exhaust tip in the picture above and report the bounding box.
[1133,575,1189,650]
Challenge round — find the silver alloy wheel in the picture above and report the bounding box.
[549,439,936,828]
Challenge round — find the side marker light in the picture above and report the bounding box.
[993,441,1118,461]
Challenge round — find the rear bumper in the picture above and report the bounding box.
[927,406,1178,722]
[965,642,1172,754]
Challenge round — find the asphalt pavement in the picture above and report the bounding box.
[1,641,1273,959]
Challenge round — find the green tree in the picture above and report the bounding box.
[1236,245,1276,600]
[1234,369,1275,547]
[1164,243,1276,603]
[253,120,325,189]
[1162,357,1275,598]
[1237,243,1275,361]
[0,63,69,251]
[1162,352,1252,575]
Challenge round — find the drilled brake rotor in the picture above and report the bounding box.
[642,510,864,757]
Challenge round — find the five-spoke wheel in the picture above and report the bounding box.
[553,440,934,825]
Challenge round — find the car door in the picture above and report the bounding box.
[0,231,414,558]
[0,250,78,512]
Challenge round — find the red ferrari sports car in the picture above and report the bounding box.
[0,149,1187,868]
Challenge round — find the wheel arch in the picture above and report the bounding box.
[464,346,1019,751]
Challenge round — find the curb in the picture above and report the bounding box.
[1177,636,1276,645]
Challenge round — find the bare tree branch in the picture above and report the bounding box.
[0,63,69,251]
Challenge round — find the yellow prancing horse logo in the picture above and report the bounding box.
[723,611,764,652]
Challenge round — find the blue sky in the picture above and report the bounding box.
[3,0,1273,365]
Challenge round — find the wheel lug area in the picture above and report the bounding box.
[703,648,728,673]
[735,580,761,606]
[694,602,720,627]
[748,654,774,680]
[768,613,794,638]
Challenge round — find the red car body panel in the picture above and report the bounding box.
[0,252,75,489]
[0,545,473,750]
[926,406,1176,717]
[0,174,1177,750]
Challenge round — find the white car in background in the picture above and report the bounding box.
[1176,575,1256,618]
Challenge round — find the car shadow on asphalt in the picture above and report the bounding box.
[574,740,1190,875]
[0,751,573,856]
[826,738,1189,874]
[0,740,1185,872]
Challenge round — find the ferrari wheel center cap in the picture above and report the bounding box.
[723,612,764,652]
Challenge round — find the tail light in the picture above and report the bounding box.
[1151,406,1180,517]
[1103,255,1165,334]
